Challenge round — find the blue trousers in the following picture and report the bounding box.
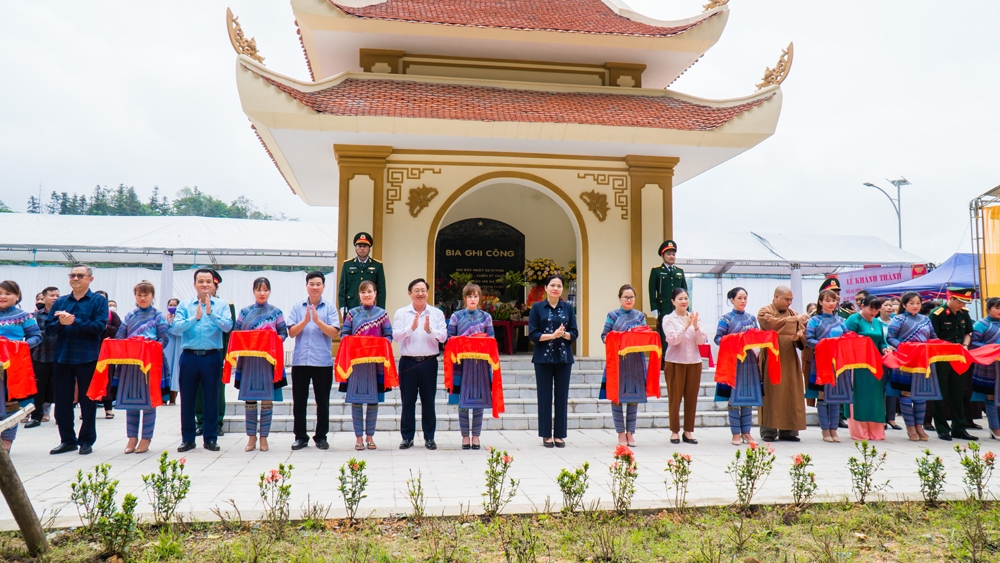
[728,406,752,435]
[535,363,572,440]
[816,401,841,431]
[612,403,637,434]
[985,401,999,431]
[125,409,156,440]
[900,397,927,428]
[399,356,438,442]
[179,351,222,444]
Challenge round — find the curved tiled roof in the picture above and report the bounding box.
[256,73,772,132]
[330,0,718,38]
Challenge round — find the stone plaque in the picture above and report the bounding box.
[435,218,525,300]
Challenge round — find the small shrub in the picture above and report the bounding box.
[726,441,775,512]
[846,440,890,504]
[955,442,995,503]
[338,458,369,523]
[141,451,191,527]
[556,462,590,513]
[664,452,693,509]
[300,494,331,531]
[406,469,426,520]
[586,519,630,563]
[69,462,118,532]
[609,446,638,516]
[483,447,519,519]
[952,500,999,563]
[497,517,544,563]
[915,449,946,506]
[789,453,817,507]
[259,463,294,536]
[145,527,184,561]
[96,493,140,559]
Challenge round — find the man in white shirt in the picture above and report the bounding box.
[392,278,448,450]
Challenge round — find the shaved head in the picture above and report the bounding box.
[774,285,792,298]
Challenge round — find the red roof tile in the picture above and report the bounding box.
[330,0,717,37]
[258,74,771,132]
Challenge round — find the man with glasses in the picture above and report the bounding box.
[338,232,386,316]
[48,265,108,455]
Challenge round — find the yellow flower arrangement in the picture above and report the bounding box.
[523,258,563,283]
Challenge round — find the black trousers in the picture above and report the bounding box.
[399,356,438,441]
[291,365,333,442]
[535,363,572,439]
[54,361,98,447]
[933,363,967,435]
[30,360,54,422]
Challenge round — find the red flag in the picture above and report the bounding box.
[87,338,163,407]
[0,337,37,400]
[443,334,505,417]
[223,330,285,384]
[334,335,399,389]
[715,329,781,387]
[813,332,883,385]
[604,326,662,405]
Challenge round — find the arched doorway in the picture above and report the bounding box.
[426,173,589,355]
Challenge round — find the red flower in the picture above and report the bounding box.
[178,458,186,466]
[503,455,513,465]
[985,451,996,465]
[614,445,634,459]
[681,454,692,462]
[793,454,804,466]
[748,441,758,450]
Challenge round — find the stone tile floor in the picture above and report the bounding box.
[4,402,997,530]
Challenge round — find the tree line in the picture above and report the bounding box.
[3,184,293,220]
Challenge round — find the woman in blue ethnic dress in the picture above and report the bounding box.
[0,280,41,451]
[163,297,182,405]
[600,284,648,448]
[234,277,288,453]
[529,274,578,449]
[114,281,170,454]
[715,287,762,446]
[806,289,848,443]
[341,280,393,451]
[447,283,496,450]
[886,291,936,441]
[970,297,1000,441]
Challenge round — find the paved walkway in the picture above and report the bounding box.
[4,405,997,530]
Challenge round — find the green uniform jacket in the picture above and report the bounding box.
[930,306,973,344]
[338,257,386,311]
[648,264,687,315]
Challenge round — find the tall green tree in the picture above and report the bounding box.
[26,196,41,214]
[0,200,12,213]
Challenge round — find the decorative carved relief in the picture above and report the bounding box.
[580,191,610,222]
[578,173,629,220]
[386,167,441,214]
[756,42,794,90]
[226,8,264,64]
[407,186,439,218]
[703,0,729,11]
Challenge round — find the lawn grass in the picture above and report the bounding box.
[1,501,998,562]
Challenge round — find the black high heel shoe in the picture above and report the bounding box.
[682,434,698,445]
[670,436,680,444]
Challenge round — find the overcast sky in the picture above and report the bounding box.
[2,1,997,265]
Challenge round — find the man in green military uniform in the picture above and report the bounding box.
[338,232,386,314]
[649,240,687,357]
[929,287,976,441]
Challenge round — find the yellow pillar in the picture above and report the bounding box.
[626,155,679,311]
[334,145,393,262]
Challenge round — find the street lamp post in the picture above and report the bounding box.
[863,177,910,248]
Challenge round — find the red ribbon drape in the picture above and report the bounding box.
[443,334,505,417]
[87,338,163,407]
[0,337,37,400]
[603,327,662,405]
[813,332,883,385]
[714,329,781,387]
[883,339,977,376]
[334,335,399,389]
[223,330,285,384]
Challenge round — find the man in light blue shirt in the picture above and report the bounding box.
[170,268,232,452]
[287,271,340,450]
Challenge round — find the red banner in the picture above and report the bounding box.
[443,334,505,417]
[0,337,37,400]
[715,329,781,387]
[88,338,163,407]
[883,340,976,376]
[813,332,883,385]
[334,335,399,389]
[603,327,662,405]
[223,330,285,384]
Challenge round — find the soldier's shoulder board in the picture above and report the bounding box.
[932,307,944,316]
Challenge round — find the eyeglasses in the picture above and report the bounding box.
[621,296,635,300]
[68,274,87,279]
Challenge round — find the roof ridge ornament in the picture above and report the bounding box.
[703,0,730,11]
[756,42,794,91]
[227,8,265,65]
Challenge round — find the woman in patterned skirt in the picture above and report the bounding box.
[715,287,762,446]
[447,283,496,450]
[234,277,288,452]
[114,281,170,454]
[600,284,648,447]
[0,280,41,451]
[341,280,393,451]
[970,297,1000,440]
[887,291,936,441]
[806,289,847,442]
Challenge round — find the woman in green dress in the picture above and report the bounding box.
[844,295,890,441]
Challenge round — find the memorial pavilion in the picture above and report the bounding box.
[230,0,792,355]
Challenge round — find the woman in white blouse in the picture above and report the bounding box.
[661,288,707,444]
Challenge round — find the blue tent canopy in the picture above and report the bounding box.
[867,253,976,298]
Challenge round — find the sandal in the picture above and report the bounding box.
[366,441,377,450]
[355,442,365,451]
[135,439,150,454]
[105,412,115,419]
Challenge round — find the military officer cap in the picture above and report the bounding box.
[947,287,974,303]
[353,232,373,247]
[208,269,222,285]
[819,277,841,292]
[658,240,678,256]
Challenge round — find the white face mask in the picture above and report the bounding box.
[109,306,117,312]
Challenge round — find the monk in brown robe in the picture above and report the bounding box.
[757,286,807,441]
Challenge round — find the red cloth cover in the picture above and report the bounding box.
[87,338,163,407]
[968,344,1000,366]
[883,339,976,376]
[813,332,883,385]
[443,334,505,417]
[715,329,781,387]
[0,337,37,400]
[603,326,662,405]
[334,335,399,389]
[223,330,285,384]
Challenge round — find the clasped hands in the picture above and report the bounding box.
[411,312,432,334]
